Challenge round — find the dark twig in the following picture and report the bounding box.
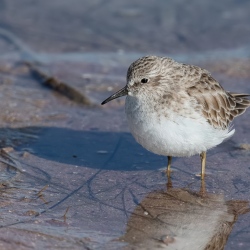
[25,62,93,106]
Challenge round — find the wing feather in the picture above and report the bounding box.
[187,72,250,129]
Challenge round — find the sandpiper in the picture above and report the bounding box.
[102,56,250,179]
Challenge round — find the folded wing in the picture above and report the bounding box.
[187,72,250,129]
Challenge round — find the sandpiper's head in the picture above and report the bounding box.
[101,56,173,105]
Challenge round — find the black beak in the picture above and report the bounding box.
[101,86,128,105]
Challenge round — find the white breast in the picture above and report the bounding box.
[125,95,234,157]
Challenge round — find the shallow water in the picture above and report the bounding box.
[0,1,250,249]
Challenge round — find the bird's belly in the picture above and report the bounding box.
[127,115,206,157]
[125,102,233,157]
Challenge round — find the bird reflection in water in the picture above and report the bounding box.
[120,177,249,250]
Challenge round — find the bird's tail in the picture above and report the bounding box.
[229,92,250,116]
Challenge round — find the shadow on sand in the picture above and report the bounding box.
[0,126,167,171]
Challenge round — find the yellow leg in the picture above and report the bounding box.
[166,156,173,189]
[200,151,206,179]
[167,156,172,174]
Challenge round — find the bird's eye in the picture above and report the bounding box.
[141,78,148,84]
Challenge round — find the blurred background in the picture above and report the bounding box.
[1,0,250,54]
